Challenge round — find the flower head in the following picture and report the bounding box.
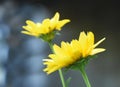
[21,12,70,41]
[43,31,105,74]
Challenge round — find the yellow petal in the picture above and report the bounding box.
[79,32,88,57]
[50,13,59,29]
[48,54,57,60]
[79,31,87,41]
[26,20,36,27]
[56,19,70,30]
[90,48,106,55]
[79,31,87,48]
[43,59,53,62]
[42,19,50,26]
[53,44,63,55]
[87,32,94,46]
[45,66,60,74]
[94,38,106,48]
[21,31,32,36]
[51,12,60,22]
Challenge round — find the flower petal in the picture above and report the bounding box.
[94,37,106,48]
[51,12,60,22]
[26,20,36,27]
[21,31,32,36]
[90,48,106,55]
[56,19,70,30]
[87,32,94,46]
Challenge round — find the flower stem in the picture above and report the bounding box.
[80,67,91,87]
[48,40,54,52]
[48,41,66,87]
[59,69,66,87]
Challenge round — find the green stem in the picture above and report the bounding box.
[80,66,91,87]
[48,41,66,87]
[59,69,66,87]
[48,41,54,52]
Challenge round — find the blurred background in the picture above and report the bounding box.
[0,0,120,87]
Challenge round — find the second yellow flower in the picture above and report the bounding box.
[43,31,106,74]
[21,12,70,37]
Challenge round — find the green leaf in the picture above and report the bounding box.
[65,77,72,87]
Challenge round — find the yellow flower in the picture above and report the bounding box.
[21,12,70,37]
[43,31,106,74]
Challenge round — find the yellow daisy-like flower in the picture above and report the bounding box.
[43,31,106,74]
[21,12,70,37]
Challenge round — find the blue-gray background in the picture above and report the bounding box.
[0,0,120,87]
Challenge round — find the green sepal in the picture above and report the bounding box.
[65,55,97,71]
[38,30,59,42]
